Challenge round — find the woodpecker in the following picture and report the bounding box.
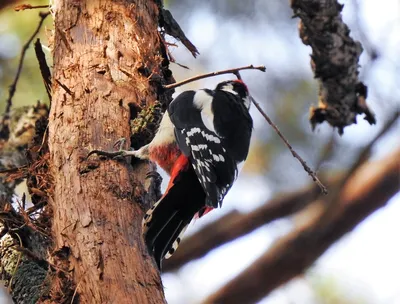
[90,80,253,268]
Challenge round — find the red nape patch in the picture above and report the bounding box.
[165,154,190,194]
[195,206,214,219]
[234,79,248,91]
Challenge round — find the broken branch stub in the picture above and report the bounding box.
[291,0,376,134]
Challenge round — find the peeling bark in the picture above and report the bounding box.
[291,0,376,133]
[48,1,170,302]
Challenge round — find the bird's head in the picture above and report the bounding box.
[216,80,252,109]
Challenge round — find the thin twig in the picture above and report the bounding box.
[162,65,266,90]
[55,79,73,96]
[0,165,27,175]
[252,98,328,194]
[236,71,326,193]
[15,4,49,11]
[0,11,50,136]
[71,281,81,304]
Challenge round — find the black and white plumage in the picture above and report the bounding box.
[169,81,252,207]
[139,80,253,268]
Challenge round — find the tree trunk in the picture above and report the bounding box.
[48,1,168,302]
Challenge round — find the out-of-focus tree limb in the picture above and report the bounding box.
[0,0,17,10]
[291,0,376,133]
[203,148,400,304]
[163,184,323,272]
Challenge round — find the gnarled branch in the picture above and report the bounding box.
[291,0,376,133]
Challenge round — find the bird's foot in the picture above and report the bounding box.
[87,138,140,160]
[146,171,163,186]
[113,137,127,151]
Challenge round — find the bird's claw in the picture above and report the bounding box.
[146,170,162,181]
[146,171,163,188]
[87,137,136,160]
[87,138,145,161]
[145,170,163,202]
[113,137,127,151]
[87,149,127,160]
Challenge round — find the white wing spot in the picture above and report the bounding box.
[187,127,201,137]
[201,131,221,143]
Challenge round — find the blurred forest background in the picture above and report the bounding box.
[0,0,399,303]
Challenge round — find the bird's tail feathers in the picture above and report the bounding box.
[142,164,206,269]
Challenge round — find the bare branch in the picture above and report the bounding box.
[160,9,199,58]
[252,98,328,194]
[0,11,50,138]
[291,0,376,133]
[162,65,266,90]
[203,148,400,304]
[318,111,400,223]
[335,111,398,192]
[14,4,49,11]
[163,183,323,272]
[338,111,399,187]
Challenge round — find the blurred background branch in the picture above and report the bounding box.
[204,146,399,304]
[164,184,322,272]
[0,0,18,11]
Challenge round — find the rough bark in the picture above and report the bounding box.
[291,0,376,133]
[203,148,400,304]
[48,1,169,302]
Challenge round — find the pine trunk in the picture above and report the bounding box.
[48,1,168,302]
